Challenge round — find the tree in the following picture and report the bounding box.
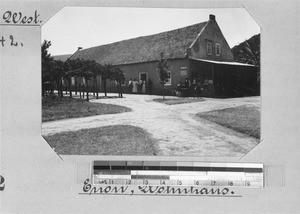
[81,60,99,101]
[232,34,260,82]
[64,59,91,100]
[41,40,54,96]
[51,60,65,99]
[64,59,83,98]
[83,60,102,99]
[232,34,260,66]
[156,52,169,99]
[101,63,114,97]
[111,66,125,98]
[93,64,103,99]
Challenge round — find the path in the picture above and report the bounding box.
[42,94,260,157]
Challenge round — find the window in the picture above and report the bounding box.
[207,41,212,55]
[164,71,171,86]
[215,43,221,56]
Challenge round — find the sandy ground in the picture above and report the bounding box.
[42,94,260,157]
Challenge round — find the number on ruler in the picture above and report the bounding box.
[245,181,250,186]
[126,180,132,185]
[195,180,200,185]
[160,180,166,185]
[99,180,107,184]
[143,180,148,185]
[109,179,114,185]
[228,181,233,186]
[211,180,216,186]
[177,180,182,185]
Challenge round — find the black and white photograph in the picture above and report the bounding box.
[1,0,299,213]
[42,7,261,157]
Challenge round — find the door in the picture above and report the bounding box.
[139,73,148,82]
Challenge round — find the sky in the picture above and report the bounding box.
[42,7,260,56]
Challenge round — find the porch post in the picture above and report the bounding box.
[212,64,215,97]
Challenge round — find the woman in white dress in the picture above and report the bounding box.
[142,80,146,93]
[132,78,138,93]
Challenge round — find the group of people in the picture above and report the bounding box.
[176,77,205,97]
[128,78,153,94]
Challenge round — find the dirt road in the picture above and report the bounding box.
[42,94,260,157]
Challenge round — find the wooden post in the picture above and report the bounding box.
[212,64,215,97]
[75,77,77,95]
[95,76,99,99]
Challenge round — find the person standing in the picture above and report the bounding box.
[184,78,191,88]
[128,78,133,93]
[147,78,153,94]
[132,78,138,93]
[138,79,143,94]
[142,80,147,93]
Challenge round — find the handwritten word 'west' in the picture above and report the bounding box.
[0,35,23,47]
[3,10,41,24]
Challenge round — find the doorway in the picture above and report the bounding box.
[139,72,148,82]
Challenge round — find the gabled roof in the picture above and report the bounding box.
[70,21,208,65]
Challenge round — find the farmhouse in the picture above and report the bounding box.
[66,14,259,97]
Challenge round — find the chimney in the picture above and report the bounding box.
[209,14,215,21]
[77,47,83,51]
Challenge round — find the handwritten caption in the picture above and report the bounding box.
[2,10,41,24]
[80,178,239,197]
[0,35,23,47]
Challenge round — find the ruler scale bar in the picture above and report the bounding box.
[93,161,263,172]
[92,161,264,188]
[94,175,262,182]
[93,178,263,188]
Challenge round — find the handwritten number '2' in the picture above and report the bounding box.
[10,35,18,46]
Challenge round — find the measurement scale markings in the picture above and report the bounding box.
[92,161,263,188]
[92,178,262,188]
[131,170,207,176]
[131,175,170,179]
[93,161,263,172]
[94,175,132,179]
[94,170,131,175]
[130,171,261,180]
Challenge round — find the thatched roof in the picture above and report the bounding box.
[53,54,72,62]
[70,21,208,65]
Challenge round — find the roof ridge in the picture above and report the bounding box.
[71,20,208,65]
[82,21,208,52]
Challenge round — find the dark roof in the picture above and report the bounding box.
[53,54,72,62]
[70,21,208,65]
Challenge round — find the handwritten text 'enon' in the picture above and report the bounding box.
[81,178,236,196]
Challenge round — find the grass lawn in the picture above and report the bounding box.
[153,97,205,105]
[43,125,159,156]
[42,97,131,122]
[197,105,260,139]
